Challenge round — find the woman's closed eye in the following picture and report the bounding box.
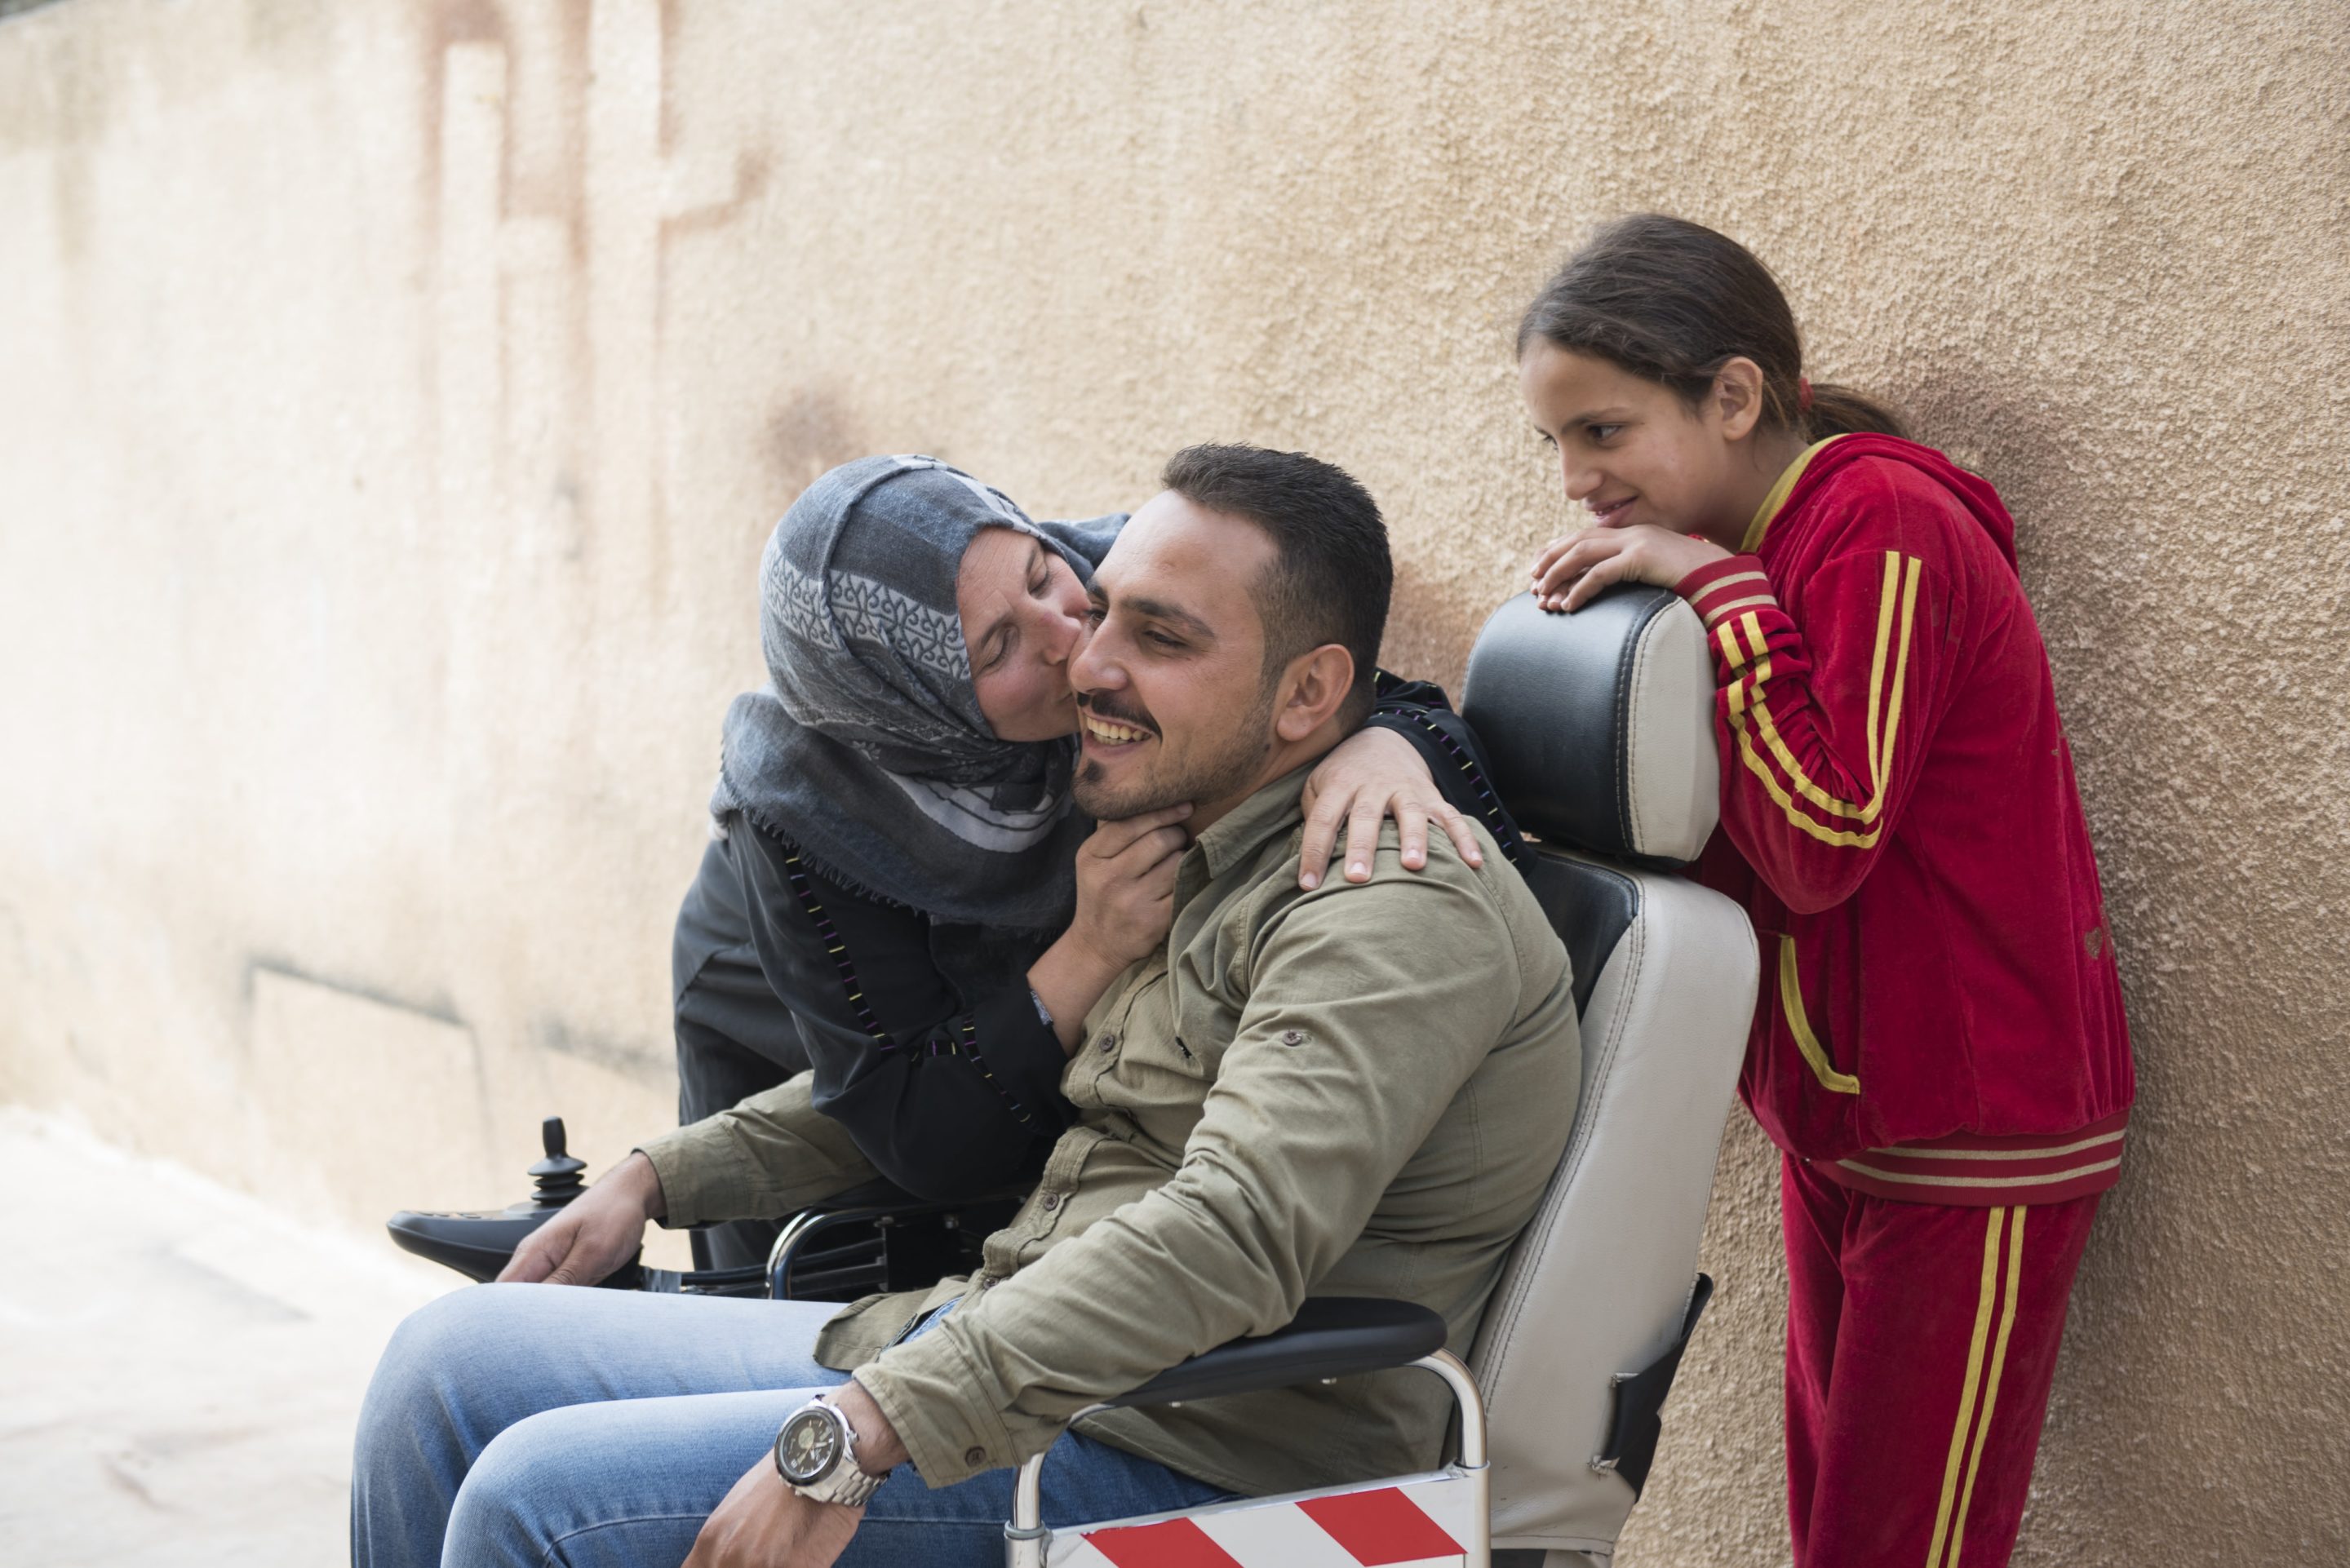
[979,622,1017,672]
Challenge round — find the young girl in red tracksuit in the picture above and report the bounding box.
[1519,215,2133,1568]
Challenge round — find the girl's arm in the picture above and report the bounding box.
[1676,545,1944,913]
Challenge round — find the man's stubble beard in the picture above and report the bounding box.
[1072,682,1277,822]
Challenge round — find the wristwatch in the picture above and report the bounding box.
[773,1396,886,1508]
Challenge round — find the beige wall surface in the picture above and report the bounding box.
[2,0,2344,1561]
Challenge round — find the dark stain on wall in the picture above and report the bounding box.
[533,1017,673,1089]
[766,385,869,504]
[242,955,466,1031]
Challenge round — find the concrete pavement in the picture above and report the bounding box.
[0,1107,453,1566]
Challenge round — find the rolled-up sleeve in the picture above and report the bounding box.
[635,1074,876,1228]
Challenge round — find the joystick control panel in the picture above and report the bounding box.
[385,1116,641,1287]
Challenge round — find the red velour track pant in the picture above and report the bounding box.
[1781,1155,2100,1568]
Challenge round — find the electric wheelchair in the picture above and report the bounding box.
[388,585,1760,1567]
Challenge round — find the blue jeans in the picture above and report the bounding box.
[351,1284,1231,1567]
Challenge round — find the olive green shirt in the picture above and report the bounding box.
[641,764,1579,1498]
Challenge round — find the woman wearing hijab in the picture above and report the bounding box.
[639,456,1526,1272]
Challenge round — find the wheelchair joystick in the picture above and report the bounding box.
[525,1117,588,1207]
[385,1113,640,1287]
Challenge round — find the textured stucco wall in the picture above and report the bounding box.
[2,1,2344,1561]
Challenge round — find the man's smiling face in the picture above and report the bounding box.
[1068,489,1283,824]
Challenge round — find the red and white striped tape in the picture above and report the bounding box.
[1050,1475,1474,1568]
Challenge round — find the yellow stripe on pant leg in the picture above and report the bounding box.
[1927,1209,2006,1568]
[1947,1207,2027,1567]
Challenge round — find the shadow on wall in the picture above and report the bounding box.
[1384,559,1483,697]
[1894,372,2095,569]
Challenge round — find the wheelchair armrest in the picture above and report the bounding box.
[1101,1296,1449,1410]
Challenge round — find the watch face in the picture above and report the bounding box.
[778,1407,842,1485]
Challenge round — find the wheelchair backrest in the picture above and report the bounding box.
[1461,588,1759,1559]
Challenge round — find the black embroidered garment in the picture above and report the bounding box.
[694,679,1523,1204]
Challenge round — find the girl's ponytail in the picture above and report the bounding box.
[1519,215,1906,444]
[1802,380,1907,441]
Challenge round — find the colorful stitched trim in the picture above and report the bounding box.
[780,848,889,1045]
[947,1015,1035,1128]
[778,848,1035,1127]
[1678,556,1777,629]
[1395,714,1526,866]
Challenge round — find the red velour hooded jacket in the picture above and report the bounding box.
[1674,434,2135,1205]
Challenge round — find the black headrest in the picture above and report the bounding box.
[1461,587,1720,866]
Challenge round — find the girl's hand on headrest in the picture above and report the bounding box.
[1530,525,1728,613]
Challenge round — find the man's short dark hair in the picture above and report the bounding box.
[1159,444,1391,721]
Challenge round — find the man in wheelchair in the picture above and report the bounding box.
[352,445,1584,1568]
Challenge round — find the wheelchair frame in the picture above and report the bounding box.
[1011,1350,1488,1567]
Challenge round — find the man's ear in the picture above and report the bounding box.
[1712,356,1767,441]
[1273,644,1358,742]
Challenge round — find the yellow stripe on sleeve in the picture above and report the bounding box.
[1688,569,1771,608]
[1731,730,1886,848]
[1864,551,1900,796]
[1725,551,1923,839]
[1717,620,1748,671]
[1877,555,1924,796]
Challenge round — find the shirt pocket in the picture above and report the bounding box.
[1089,970,1204,1096]
[1115,985,1225,1085]
[1776,933,1860,1095]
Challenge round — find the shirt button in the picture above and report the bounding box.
[964,1446,987,1467]
[979,1275,996,1290]
[1095,1033,1117,1053]
[1281,1030,1306,1046]
[1040,1192,1061,1211]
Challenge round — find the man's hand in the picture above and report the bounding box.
[496,1150,666,1287]
[684,1379,905,1568]
[1529,523,1728,613]
[1299,724,1482,889]
[685,1458,862,1568]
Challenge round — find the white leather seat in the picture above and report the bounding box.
[1461,587,1760,1566]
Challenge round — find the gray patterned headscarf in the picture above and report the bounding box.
[712,455,1124,931]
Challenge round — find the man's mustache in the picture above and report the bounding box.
[1075,691,1159,736]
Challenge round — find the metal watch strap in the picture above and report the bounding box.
[796,1457,885,1509]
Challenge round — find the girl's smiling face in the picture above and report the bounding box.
[1519,339,1767,551]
